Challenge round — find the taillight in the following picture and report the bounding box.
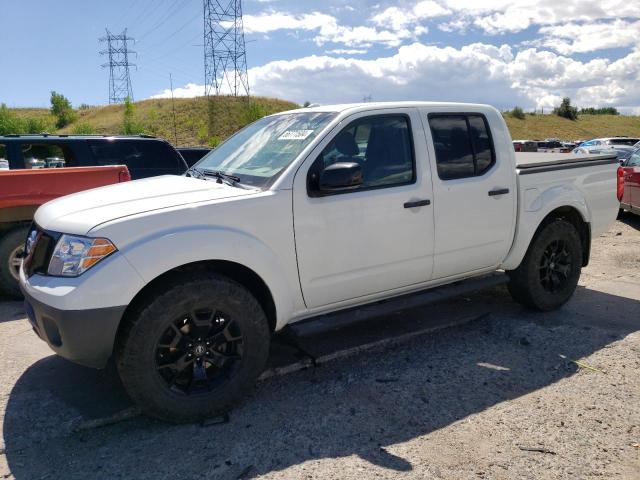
[617,167,624,201]
[119,167,131,182]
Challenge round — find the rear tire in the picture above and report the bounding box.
[116,272,270,423]
[507,219,582,311]
[0,225,29,298]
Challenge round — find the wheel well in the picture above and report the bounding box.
[538,206,591,267]
[119,260,277,337]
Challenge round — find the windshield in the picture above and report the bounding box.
[195,112,337,188]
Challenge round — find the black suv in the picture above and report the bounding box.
[0,134,188,179]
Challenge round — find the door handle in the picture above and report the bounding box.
[488,188,510,196]
[404,199,431,208]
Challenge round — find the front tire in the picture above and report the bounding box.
[116,272,270,423]
[0,225,29,298]
[507,220,583,311]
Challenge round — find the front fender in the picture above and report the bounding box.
[119,225,300,330]
[501,184,590,270]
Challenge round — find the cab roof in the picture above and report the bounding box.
[277,101,495,115]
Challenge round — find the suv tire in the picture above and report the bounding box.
[116,272,270,423]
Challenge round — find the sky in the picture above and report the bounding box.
[1,0,639,113]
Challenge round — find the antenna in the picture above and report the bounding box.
[100,29,136,104]
[170,73,178,146]
[203,0,250,96]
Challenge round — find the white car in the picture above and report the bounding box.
[20,102,619,422]
[580,137,639,148]
[0,159,8,170]
[573,145,635,163]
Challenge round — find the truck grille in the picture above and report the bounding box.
[23,225,60,277]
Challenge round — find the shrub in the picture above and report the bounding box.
[243,101,267,124]
[553,97,578,121]
[71,122,95,134]
[510,106,525,119]
[208,136,221,148]
[121,97,144,135]
[24,117,51,134]
[50,91,76,128]
[0,104,24,134]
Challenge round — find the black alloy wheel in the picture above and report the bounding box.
[539,239,572,293]
[155,308,243,395]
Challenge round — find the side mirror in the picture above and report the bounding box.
[319,162,363,192]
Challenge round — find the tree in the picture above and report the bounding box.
[510,106,525,119]
[50,91,76,128]
[553,97,578,120]
[580,107,619,115]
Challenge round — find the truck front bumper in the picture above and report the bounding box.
[21,287,126,369]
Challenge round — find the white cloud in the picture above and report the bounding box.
[238,11,419,47]
[371,1,451,31]
[150,83,205,99]
[250,42,640,110]
[240,12,334,34]
[324,48,369,55]
[536,20,640,54]
[438,0,640,34]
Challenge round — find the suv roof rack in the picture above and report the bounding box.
[0,133,158,139]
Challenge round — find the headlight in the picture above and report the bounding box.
[48,234,117,277]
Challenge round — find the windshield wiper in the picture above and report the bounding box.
[185,166,206,179]
[200,169,241,186]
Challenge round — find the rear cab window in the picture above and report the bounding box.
[428,113,496,180]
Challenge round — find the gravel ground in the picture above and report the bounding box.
[0,215,639,480]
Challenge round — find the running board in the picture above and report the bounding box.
[288,272,508,337]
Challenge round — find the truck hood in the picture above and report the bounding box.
[35,175,256,235]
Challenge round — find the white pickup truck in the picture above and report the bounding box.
[19,102,618,422]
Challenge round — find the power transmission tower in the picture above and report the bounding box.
[203,0,249,96]
[99,29,136,104]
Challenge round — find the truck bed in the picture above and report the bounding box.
[515,152,618,173]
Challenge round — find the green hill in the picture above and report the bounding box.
[504,113,640,141]
[5,98,640,146]
[7,96,299,147]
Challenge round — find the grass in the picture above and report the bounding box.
[504,113,640,141]
[6,100,640,145]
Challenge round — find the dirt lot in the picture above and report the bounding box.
[0,216,639,480]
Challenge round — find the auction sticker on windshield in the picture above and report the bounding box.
[278,130,314,140]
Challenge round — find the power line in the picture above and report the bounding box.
[136,11,201,52]
[99,29,136,104]
[137,0,185,42]
[204,0,249,96]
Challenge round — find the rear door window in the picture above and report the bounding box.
[428,115,474,179]
[0,144,7,169]
[20,143,69,169]
[428,114,495,180]
[88,140,184,178]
